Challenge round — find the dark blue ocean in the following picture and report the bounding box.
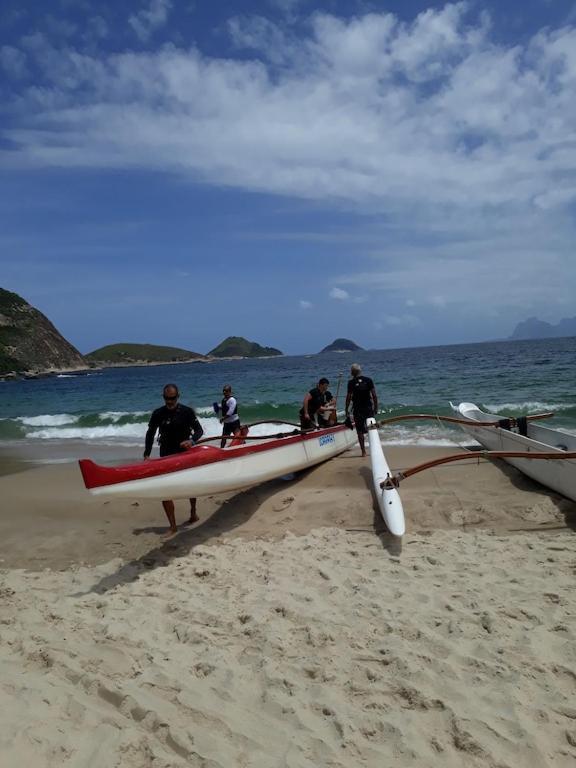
[1,337,575,454]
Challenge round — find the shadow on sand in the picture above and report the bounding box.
[356,464,403,557]
[79,471,315,595]
[489,456,576,532]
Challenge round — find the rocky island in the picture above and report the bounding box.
[510,316,576,340]
[86,343,206,365]
[0,288,86,377]
[208,336,283,358]
[320,338,363,353]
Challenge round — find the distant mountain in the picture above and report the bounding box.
[208,336,283,358]
[509,316,576,340]
[86,343,206,364]
[0,287,86,377]
[320,338,363,353]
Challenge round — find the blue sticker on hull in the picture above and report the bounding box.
[318,433,336,447]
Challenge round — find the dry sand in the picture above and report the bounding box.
[0,445,575,766]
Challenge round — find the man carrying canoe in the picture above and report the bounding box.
[144,383,204,535]
[345,364,378,457]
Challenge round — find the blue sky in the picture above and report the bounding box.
[1,0,575,355]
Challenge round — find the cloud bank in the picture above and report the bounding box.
[1,3,575,332]
[3,4,575,212]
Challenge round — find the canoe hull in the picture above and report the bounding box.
[79,424,357,500]
[453,402,576,502]
[367,418,405,536]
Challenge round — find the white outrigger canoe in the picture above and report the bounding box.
[79,423,357,500]
[366,418,405,536]
[452,402,576,502]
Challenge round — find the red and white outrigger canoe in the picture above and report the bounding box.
[79,423,357,500]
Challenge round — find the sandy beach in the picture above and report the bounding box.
[1,444,575,766]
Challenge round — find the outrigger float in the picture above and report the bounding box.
[366,418,405,536]
[375,404,576,506]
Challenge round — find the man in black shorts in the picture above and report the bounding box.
[345,364,378,457]
[144,383,204,535]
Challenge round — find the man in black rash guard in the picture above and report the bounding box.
[345,363,378,457]
[144,383,204,535]
[300,377,333,429]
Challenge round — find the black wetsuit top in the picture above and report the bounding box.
[347,376,375,416]
[144,404,204,458]
[299,386,326,422]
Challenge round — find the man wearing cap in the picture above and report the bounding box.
[345,364,378,457]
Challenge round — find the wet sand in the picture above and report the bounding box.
[0,444,573,570]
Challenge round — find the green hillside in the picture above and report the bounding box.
[208,336,283,358]
[0,287,86,376]
[85,343,205,364]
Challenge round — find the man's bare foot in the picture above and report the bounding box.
[183,513,199,526]
[161,527,178,538]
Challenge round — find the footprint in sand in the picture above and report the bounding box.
[273,496,295,513]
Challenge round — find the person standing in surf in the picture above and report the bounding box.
[345,364,378,457]
[144,383,204,535]
[219,384,241,447]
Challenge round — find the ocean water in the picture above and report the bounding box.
[1,337,575,457]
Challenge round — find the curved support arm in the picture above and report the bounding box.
[381,449,576,489]
[376,412,554,428]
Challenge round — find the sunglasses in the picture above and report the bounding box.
[164,395,178,401]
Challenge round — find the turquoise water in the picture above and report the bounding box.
[1,337,575,451]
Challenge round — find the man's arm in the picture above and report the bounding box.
[190,410,204,443]
[180,410,204,450]
[302,392,312,419]
[144,411,159,458]
[371,386,378,414]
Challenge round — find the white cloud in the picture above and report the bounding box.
[87,16,110,42]
[2,4,576,323]
[6,5,576,213]
[267,0,308,16]
[0,46,28,78]
[129,0,172,42]
[383,314,421,327]
[329,287,349,300]
[299,299,312,309]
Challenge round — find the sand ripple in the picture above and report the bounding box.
[1,527,575,767]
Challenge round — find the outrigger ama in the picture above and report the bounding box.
[375,403,576,505]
